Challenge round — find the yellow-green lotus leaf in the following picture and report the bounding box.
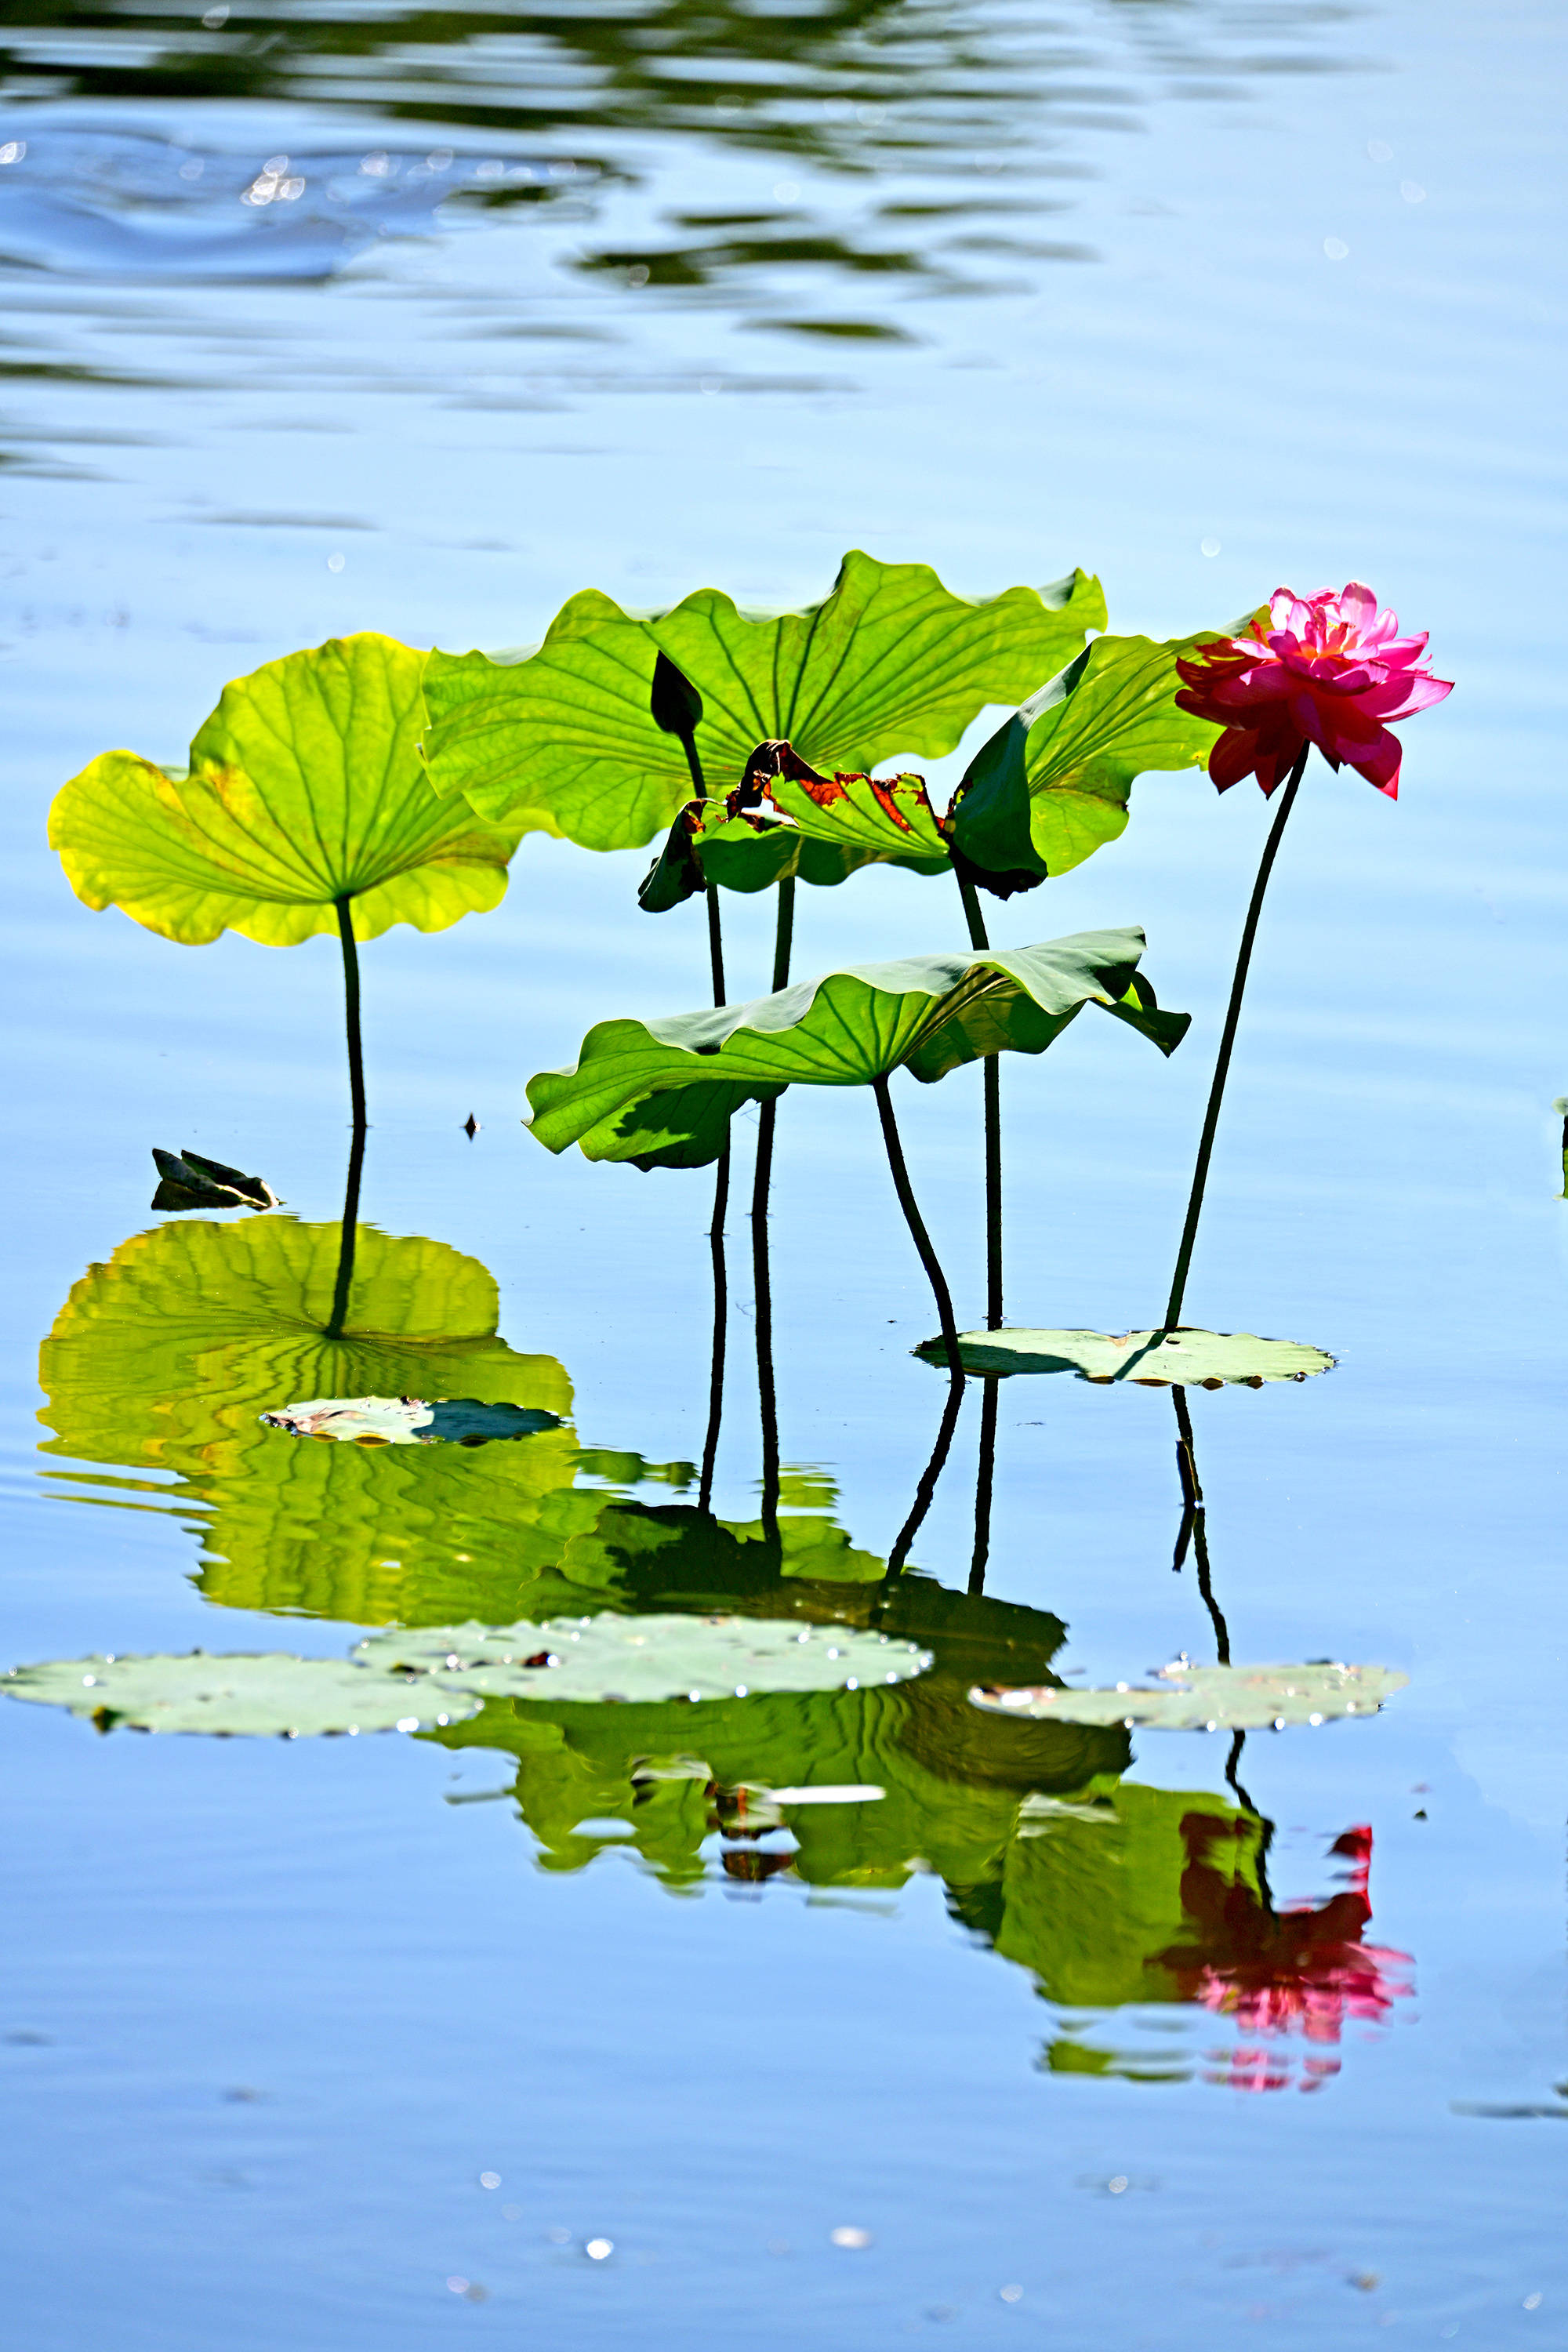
[50,633,523,947]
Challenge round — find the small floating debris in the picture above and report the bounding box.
[152,1146,279,1212]
[260,1395,561,1446]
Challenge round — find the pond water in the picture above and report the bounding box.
[3,0,1565,2343]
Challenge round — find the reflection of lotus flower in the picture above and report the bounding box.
[1156,1818,1412,2090]
[1175,585,1451,797]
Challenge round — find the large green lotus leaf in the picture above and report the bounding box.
[357,1612,931,1704]
[2,1651,480,1737]
[50,634,522,947]
[260,1395,562,1446]
[528,930,1188,1169]
[34,1218,635,1629]
[420,552,1106,848]
[755,767,951,877]
[949,633,1224,887]
[919,1327,1334,1385]
[970,1661,1407,1730]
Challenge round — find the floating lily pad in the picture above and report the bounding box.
[968,1662,1406,1731]
[353,1613,932,1704]
[916,1327,1334,1387]
[260,1395,563,1446]
[1,1651,481,1736]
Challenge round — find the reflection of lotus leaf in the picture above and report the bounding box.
[922,1327,1334,1387]
[34,1218,633,1627]
[355,1613,931,1703]
[970,1662,1406,1731]
[2,1651,480,1737]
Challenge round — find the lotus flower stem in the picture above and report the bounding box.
[1161,743,1309,1334]
[750,877,795,1533]
[334,895,368,1136]
[1171,1390,1229,1664]
[325,1120,366,1342]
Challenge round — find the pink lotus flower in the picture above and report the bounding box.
[1175,583,1452,798]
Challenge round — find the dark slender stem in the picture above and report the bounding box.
[969,1378,998,1594]
[1171,1385,1203,1572]
[336,895,367,1136]
[698,1149,729,1514]
[325,1121,366,1341]
[873,1073,961,1374]
[706,889,726,1008]
[748,877,795,1536]
[887,1372,967,1577]
[956,872,1003,1330]
[1161,745,1309,1334]
[752,1107,779,1534]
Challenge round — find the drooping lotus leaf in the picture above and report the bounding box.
[355,1613,931,1704]
[50,633,522,947]
[917,1327,1334,1386]
[949,633,1225,889]
[260,1395,563,1446]
[527,928,1189,1171]
[420,551,1107,850]
[637,779,946,913]
[1,1651,481,1736]
[969,1662,1407,1731]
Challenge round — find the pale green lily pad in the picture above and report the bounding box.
[968,1661,1406,1731]
[51,633,522,948]
[528,930,1187,1171]
[1,1652,481,1736]
[260,1396,563,1446]
[353,1613,932,1704]
[917,1327,1334,1387]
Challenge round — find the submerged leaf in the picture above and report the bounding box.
[918,1327,1334,1386]
[354,1613,931,1704]
[421,551,1105,849]
[51,633,521,948]
[260,1395,564,1446]
[527,929,1188,1170]
[1,1651,481,1736]
[969,1662,1406,1731]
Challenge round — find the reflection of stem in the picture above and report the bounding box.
[750,877,795,1535]
[888,1372,967,1577]
[1161,743,1308,1334]
[699,1149,728,1514]
[956,872,1003,1330]
[1172,1389,1229,1663]
[969,1377,998,1595]
[325,1120,366,1341]
[335,895,367,1135]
